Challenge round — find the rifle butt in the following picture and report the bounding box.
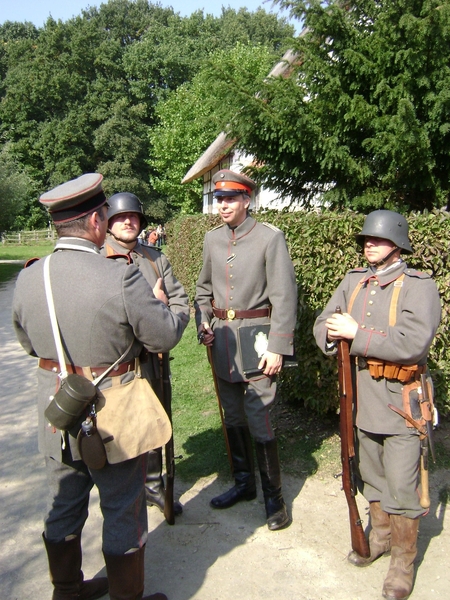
[348,505,370,558]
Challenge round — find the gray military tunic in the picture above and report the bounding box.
[195,216,297,440]
[102,235,190,385]
[314,260,441,517]
[12,237,185,551]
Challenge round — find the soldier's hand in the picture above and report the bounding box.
[258,351,282,376]
[326,312,358,340]
[198,323,214,346]
[153,277,168,305]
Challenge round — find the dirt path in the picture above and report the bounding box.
[1,276,448,600]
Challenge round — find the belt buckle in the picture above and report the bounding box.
[227,309,236,321]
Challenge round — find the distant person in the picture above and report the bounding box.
[146,229,159,246]
[195,169,297,531]
[156,224,164,247]
[12,173,183,600]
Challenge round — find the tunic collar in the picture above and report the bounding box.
[224,215,257,239]
[54,237,101,254]
[362,259,407,287]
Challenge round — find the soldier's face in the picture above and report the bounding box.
[108,212,141,245]
[364,236,399,266]
[217,194,250,228]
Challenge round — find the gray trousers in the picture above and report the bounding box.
[356,428,423,519]
[44,445,148,555]
[217,375,277,442]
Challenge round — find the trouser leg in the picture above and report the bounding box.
[382,515,420,600]
[255,438,289,530]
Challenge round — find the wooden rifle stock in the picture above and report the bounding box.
[161,352,175,525]
[335,306,370,558]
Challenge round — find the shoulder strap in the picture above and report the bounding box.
[140,245,162,280]
[389,273,405,327]
[347,277,366,315]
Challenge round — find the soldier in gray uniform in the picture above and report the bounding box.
[195,169,297,531]
[12,174,184,600]
[313,210,441,600]
[102,192,189,517]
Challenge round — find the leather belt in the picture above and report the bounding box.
[212,306,271,321]
[38,358,135,378]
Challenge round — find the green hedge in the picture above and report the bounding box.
[165,210,450,416]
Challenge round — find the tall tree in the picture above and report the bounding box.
[214,0,450,212]
[149,43,277,213]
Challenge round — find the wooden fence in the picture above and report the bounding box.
[1,229,56,245]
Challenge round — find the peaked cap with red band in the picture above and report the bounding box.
[40,173,106,223]
[212,169,256,197]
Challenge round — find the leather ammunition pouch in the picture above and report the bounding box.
[402,378,434,430]
[357,358,427,383]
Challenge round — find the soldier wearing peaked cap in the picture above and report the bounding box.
[12,173,181,600]
[102,192,190,519]
[195,169,298,531]
[313,210,441,600]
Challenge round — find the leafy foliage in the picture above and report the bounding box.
[149,43,277,213]
[0,1,294,229]
[166,209,450,416]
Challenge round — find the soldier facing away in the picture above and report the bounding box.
[12,174,183,600]
[195,169,297,531]
[313,210,441,600]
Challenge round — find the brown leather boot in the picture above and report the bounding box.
[382,515,420,600]
[103,545,167,600]
[42,533,108,600]
[348,501,391,567]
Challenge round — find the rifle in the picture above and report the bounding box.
[161,352,176,525]
[334,306,370,558]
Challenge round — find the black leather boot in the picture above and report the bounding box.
[103,546,166,600]
[210,426,257,509]
[43,533,108,600]
[255,439,290,531]
[145,448,183,516]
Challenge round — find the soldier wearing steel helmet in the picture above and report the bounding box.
[314,210,441,600]
[195,169,297,531]
[101,192,189,518]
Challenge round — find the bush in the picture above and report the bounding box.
[165,209,450,416]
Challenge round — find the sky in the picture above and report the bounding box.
[1,0,295,28]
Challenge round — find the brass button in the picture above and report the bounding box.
[369,300,373,305]
[229,274,233,278]
[233,242,236,246]
[229,296,233,300]
[366,312,371,316]
[361,325,366,329]
[373,281,379,286]
[230,285,234,290]
[371,290,376,295]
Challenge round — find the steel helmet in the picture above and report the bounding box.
[355,210,413,254]
[107,192,148,230]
